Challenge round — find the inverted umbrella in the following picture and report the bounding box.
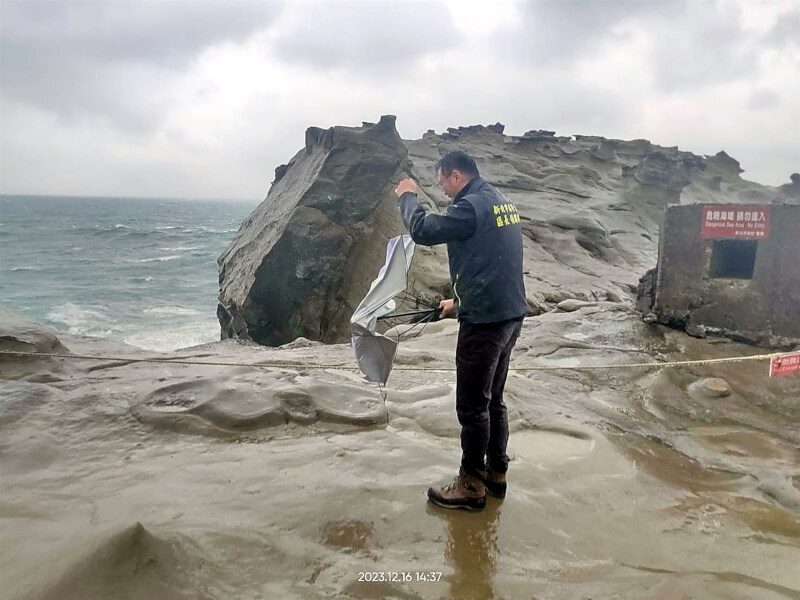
[350,235,437,384]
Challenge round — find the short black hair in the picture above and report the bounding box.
[435,151,479,178]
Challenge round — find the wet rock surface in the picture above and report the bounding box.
[2,308,798,599]
[132,373,386,435]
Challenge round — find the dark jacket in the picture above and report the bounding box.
[398,177,527,324]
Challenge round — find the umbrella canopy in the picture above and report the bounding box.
[350,235,415,384]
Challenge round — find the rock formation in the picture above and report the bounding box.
[218,115,411,346]
[218,117,794,347]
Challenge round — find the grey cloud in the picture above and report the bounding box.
[270,1,459,73]
[492,0,664,66]
[1,1,283,66]
[493,0,761,91]
[646,2,757,91]
[766,7,800,47]
[0,1,283,130]
[747,89,780,111]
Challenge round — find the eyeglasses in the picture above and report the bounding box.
[436,171,458,188]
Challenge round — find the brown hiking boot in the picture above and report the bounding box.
[481,468,507,499]
[427,468,486,511]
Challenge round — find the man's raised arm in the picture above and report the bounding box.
[394,178,476,246]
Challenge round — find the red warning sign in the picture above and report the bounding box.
[701,205,770,239]
[769,352,800,377]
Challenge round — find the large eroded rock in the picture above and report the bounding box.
[217,115,412,346]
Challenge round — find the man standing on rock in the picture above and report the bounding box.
[394,151,527,511]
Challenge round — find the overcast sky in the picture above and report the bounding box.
[1,0,798,200]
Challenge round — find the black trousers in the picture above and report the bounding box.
[455,317,523,477]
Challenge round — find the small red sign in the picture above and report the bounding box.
[770,352,800,377]
[701,205,770,239]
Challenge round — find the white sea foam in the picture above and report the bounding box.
[123,321,218,352]
[158,246,203,252]
[114,224,131,229]
[47,303,116,336]
[143,306,202,316]
[199,226,238,234]
[10,266,43,272]
[127,254,183,263]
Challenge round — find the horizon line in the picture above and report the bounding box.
[0,192,260,203]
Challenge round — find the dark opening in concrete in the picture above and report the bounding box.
[710,240,757,279]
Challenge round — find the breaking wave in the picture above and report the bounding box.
[9,266,43,272]
[127,255,184,263]
[143,306,202,316]
[46,303,118,336]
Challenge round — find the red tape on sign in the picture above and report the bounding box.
[769,352,800,377]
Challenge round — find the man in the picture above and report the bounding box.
[394,151,526,511]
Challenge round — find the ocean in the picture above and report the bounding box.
[0,195,258,352]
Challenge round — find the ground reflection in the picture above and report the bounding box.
[427,499,502,600]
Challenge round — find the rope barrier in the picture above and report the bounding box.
[0,349,782,373]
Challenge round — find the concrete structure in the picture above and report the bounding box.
[638,204,800,348]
